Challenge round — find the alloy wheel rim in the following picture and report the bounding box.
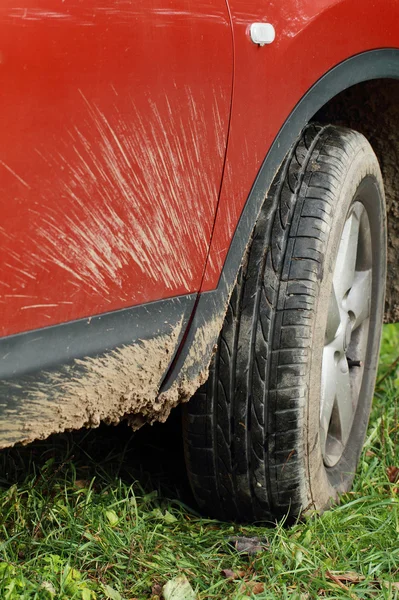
[320,201,372,468]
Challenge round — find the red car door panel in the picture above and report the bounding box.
[0,0,233,337]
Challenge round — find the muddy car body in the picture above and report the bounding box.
[1,0,399,520]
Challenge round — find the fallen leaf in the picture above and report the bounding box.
[325,572,359,599]
[150,508,178,523]
[151,583,163,595]
[74,479,90,489]
[221,569,236,579]
[221,568,247,579]
[380,581,399,591]
[163,575,196,600]
[164,510,178,524]
[105,510,119,527]
[40,582,56,596]
[229,536,268,555]
[251,582,265,595]
[326,572,365,584]
[239,581,265,595]
[387,466,399,483]
[102,584,123,600]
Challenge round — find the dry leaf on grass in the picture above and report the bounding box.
[325,571,362,600]
[375,580,399,591]
[102,585,123,600]
[40,582,56,596]
[387,466,399,483]
[221,569,247,579]
[162,575,196,600]
[228,536,268,555]
[74,479,91,489]
[239,581,265,595]
[325,572,365,584]
[151,583,163,596]
[221,569,236,579]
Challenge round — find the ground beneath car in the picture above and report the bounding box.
[1,325,399,599]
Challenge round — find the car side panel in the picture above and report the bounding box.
[0,294,196,449]
[202,0,399,290]
[0,0,232,337]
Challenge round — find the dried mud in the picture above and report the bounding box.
[0,320,184,449]
[158,314,221,409]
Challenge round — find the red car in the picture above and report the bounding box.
[1,0,398,522]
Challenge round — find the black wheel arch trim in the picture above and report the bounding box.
[160,48,399,393]
[0,295,196,381]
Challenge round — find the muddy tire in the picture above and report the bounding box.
[183,124,387,522]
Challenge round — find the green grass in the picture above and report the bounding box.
[1,325,399,599]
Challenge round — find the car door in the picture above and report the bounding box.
[0,0,233,337]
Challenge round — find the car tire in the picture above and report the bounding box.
[183,123,387,522]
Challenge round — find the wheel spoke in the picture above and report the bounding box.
[345,269,372,330]
[333,210,361,304]
[325,284,342,344]
[335,360,353,447]
[319,196,372,468]
[320,346,337,456]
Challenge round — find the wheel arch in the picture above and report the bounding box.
[313,78,399,323]
[160,49,399,401]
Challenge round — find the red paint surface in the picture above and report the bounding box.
[2,0,399,337]
[0,0,232,336]
[202,0,399,290]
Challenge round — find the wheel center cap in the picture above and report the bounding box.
[343,320,352,352]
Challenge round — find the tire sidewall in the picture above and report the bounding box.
[306,143,386,512]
